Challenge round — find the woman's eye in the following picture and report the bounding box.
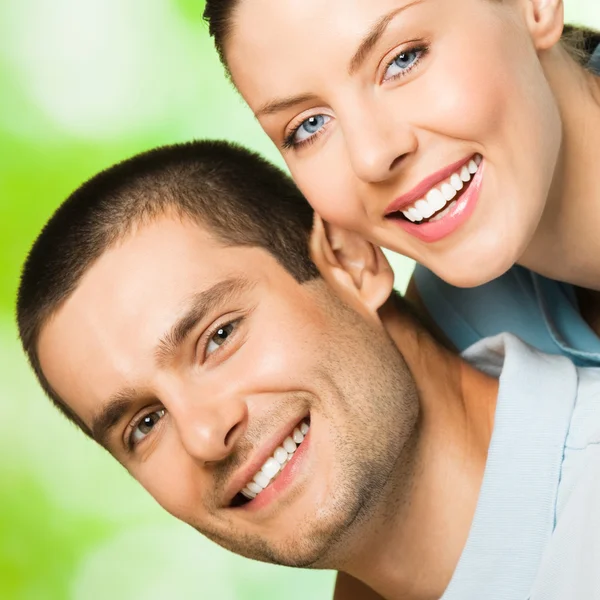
[383,47,424,81]
[206,321,236,356]
[289,114,331,146]
[131,409,165,445]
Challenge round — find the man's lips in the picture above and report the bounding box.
[224,413,309,507]
[385,155,474,215]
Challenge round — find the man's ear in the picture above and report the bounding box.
[310,214,394,313]
[524,0,564,50]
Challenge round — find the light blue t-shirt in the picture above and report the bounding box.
[414,45,600,367]
[441,334,600,599]
[590,43,600,74]
[413,264,600,366]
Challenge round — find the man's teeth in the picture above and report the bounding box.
[401,155,482,223]
[240,421,310,501]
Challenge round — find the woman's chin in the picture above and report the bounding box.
[428,250,520,289]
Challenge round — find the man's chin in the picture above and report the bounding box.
[220,492,376,569]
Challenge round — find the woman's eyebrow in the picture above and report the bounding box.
[255,93,320,118]
[348,0,426,76]
[254,0,426,119]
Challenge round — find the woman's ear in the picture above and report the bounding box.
[524,0,564,50]
[310,214,395,314]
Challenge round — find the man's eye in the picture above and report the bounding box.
[131,409,165,446]
[206,321,236,356]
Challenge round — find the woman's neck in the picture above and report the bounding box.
[520,46,600,290]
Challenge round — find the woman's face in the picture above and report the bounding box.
[226,0,563,286]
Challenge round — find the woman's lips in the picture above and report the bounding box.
[385,155,475,216]
[388,159,485,243]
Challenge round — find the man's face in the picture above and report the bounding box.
[38,215,418,567]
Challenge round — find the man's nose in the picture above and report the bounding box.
[342,106,416,184]
[170,389,248,464]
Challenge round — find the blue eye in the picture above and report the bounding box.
[131,409,165,446]
[383,47,425,81]
[285,114,331,149]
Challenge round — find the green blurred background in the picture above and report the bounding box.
[1,1,599,598]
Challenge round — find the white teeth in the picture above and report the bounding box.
[441,183,456,202]
[430,200,457,222]
[253,471,271,489]
[247,481,263,494]
[408,207,423,222]
[394,155,481,225]
[239,421,310,502]
[415,198,434,219]
[403,207,423,223]
[274,447,288,465]
[450,173,463,191]
[282,437,297,453]
[262,457,281,479]
[427,188,446,212]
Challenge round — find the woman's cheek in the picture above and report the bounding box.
[289,158,364,230]
[412,47,511,143]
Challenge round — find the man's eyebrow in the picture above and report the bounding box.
[90,277,253,450]
[91,388,140,450]
[154,276,253,368]
[349,0,425,76]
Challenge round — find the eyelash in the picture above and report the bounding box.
[282,43,429,151]
[200,317,241,362]
[127,407,166,452]
[282,119,328,151]
[383,43,428,83]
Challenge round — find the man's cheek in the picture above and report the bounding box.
[136,452,201,519]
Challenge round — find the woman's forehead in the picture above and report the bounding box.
[229,0,428,57]
[227,0,433,100]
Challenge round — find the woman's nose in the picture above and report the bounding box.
[343,109,416,184]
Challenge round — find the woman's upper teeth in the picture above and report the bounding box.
[240,421,310,500]
[402,155,481,223]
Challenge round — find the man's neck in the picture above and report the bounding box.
[340,305,498,600]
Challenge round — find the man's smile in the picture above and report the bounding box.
[227,414,311,509]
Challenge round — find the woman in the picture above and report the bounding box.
[204,0,600,368]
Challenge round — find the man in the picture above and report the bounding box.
[17,141,600,600]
